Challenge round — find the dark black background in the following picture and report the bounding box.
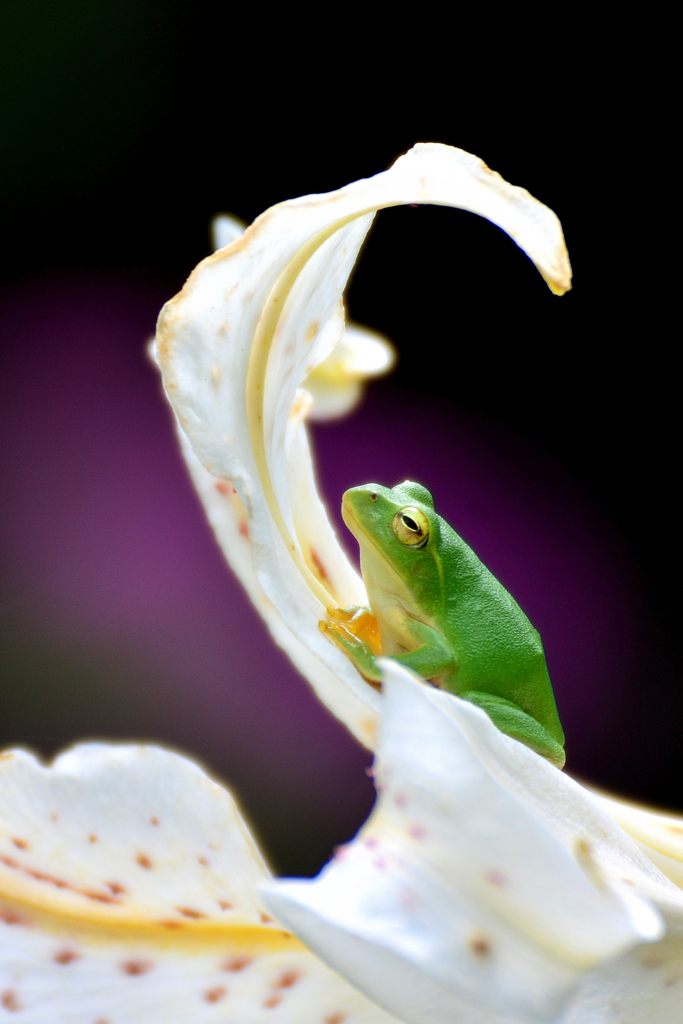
[1,2,678,871]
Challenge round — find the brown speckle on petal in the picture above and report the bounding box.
[204,986,227,1003]
[106,882,127,896]
[218,899,233,910]
[198,856,209,867]
[11,838,28,850]
[310,547,329,583]
[84,891,117,904]
[136,853,153,869]
[1,989,21,1011]
[260,912,273,923]
[150,817,160,826]
[305,320,320,342]
[642,954,667,969]
[89,834,98,843]
[264,994,283,1009]
[177,906,206,919]
[27,866,67,887]
[484,869,509,889]
[121,960,154,976]
[324,1015,347,1023]
[2,853,118,905]
[54,948,80,965]
[406,823,427,840]
[468,931,493,958]
[222,955,253,972]
[0,905,28,926]
[274,969,301,989]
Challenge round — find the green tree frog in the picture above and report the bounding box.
[321,482,566,767]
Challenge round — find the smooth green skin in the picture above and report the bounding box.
[334,481,566,767]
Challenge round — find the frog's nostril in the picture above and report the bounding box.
[370,493,378,502]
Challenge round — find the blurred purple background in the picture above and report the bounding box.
[0,274,374,875]
[1,272,676,877]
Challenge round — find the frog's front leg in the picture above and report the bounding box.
[319,606,383,686]
[384,610,459,687]
[322,605,458,689]
[460,690,566,768]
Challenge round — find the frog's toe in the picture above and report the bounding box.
[319,618,343,640]
[319,618,359,648]
[325,605,362,624]
[319,621,383,683]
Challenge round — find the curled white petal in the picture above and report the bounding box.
[263,663,682,1024]
[210,214,394,421]
[155,144,571,746]
[0,744,400,1022]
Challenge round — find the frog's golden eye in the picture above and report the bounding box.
[391,506,430,548]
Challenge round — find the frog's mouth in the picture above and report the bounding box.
[340,498,381,560]
[340,496,362,541]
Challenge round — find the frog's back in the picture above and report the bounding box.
[439,519,564,745]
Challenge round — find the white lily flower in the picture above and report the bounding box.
[265,662,683,1024]
[153,145,683,1021]
[154,142,572,749]
[4,145,679,1024]
[0,743,400,1022]
[1,717,681,1023]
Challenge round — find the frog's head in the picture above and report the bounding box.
[342,481,441,581]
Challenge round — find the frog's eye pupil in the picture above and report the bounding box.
[391,506,430,547]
